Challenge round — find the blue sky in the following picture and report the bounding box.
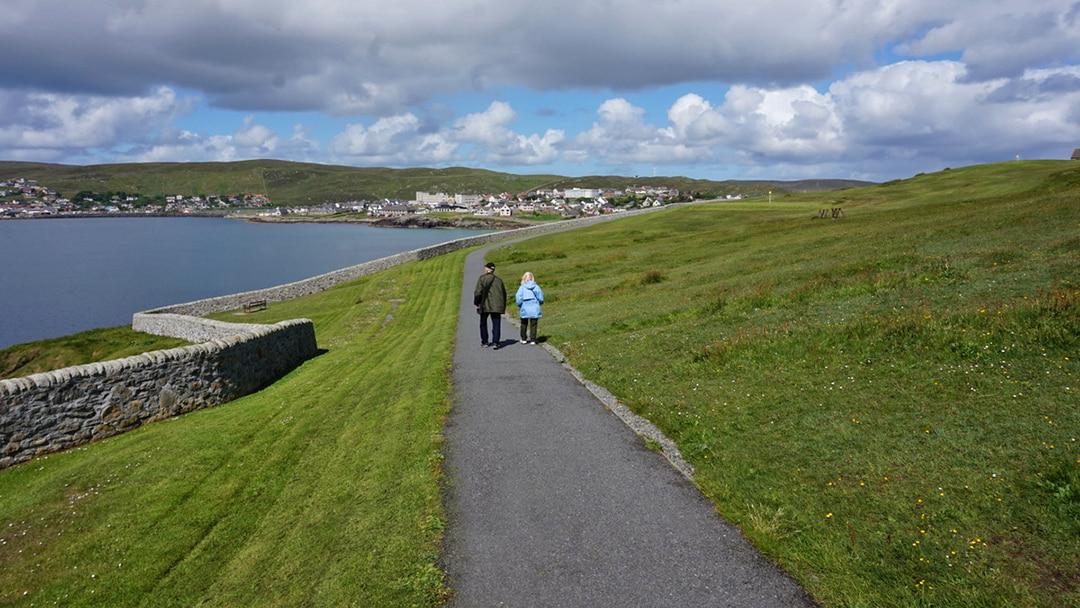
[1,0,1078,182]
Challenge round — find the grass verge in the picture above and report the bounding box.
[0,250,468,606]
[1,327,189,380]
[491,161,1080,607]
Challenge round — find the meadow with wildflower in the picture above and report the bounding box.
[490,160,1079,607]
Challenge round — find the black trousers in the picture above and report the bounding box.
[520,317,538,342]
[480,312,501,346]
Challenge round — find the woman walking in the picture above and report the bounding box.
[515,271,544,344]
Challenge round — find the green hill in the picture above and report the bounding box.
[0,159,874,206]
[489,159,1079,606]
[1,159,1075,606]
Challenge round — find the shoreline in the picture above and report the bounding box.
[1,211,538,230]
[0,211,229,220]
[242,213,537,230]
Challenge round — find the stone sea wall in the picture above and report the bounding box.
[0,319,316,469]
[1,207,667,470]
[132,210,658,320]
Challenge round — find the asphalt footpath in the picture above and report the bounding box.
[441,243,818,608]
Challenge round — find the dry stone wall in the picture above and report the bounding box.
[0,319,317,469]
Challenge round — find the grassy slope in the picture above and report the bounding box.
[488,160,1079,607]
[2,159,1076,606]
[0,251,468,606]
[0,327,189,379]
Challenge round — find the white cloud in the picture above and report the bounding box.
[0,87,186,148]
[562,59,1080,177]
[4,0,1077,117]
[452,102,564,165]
[329,114,458,165]
[0,0,1078,181]
[118,115,321,164]
[327,102,565,167]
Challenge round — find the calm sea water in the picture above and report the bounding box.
[0,217,492,349]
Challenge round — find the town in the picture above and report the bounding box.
[0,177,270,218]
[1,177,737,220]
[260,186,701,220]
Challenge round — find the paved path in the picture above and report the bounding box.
[441,243,818,607]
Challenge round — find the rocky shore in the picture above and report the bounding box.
[245,213,530,230]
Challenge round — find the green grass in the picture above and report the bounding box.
[0,327,190,379]
[0,251,469,606]
[4,159,1077,606]
[490,160,1080,607]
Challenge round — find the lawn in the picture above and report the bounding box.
[0,250,468,606]
[0,327,189,380]
[488,160,1079,607]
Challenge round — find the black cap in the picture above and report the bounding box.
[485,262,496,270]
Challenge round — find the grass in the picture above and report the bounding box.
[3,159,1077,606]
[489,160,1080,607]
[0,327,189,379]
[0,250,469,606]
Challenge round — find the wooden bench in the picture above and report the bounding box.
[243,299,267,313]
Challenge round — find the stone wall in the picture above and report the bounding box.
[132,210,662,320]
[0,319,317,469]
[1,205,674,470]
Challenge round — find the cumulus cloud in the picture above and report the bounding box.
[452,102,564,165]
[3,0,1078,116]
[0,87,191,161]
[0,1,1078,179]
[329,102,563,166]
[563,61,1080,177]
[329,113,458,165]
[119,116,321,164]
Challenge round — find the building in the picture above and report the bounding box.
[416,192,447,205]
[456,193,482,207]
[564,187,601,199]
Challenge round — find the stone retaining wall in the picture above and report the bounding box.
[0,319,317,469]
[1,205,673,470]
[133,210,661,321]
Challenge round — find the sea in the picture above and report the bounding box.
[0,216,493,350]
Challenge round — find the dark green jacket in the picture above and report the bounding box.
[473,272,507,313]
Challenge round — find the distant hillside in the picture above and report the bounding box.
[0,159,875,206]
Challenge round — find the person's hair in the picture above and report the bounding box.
[521,271,535,284]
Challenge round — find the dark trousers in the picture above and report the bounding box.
[520,318,538,342]
[480,312,501,346]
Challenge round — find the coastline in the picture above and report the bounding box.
[242,213,535,230]
[0,211,229,220]
[0,211,534,230]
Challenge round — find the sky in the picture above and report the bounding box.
[1,0,1079,183]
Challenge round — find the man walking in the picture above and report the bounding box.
[474,262,507,349]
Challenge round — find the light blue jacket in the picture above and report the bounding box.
[515,280,544,319]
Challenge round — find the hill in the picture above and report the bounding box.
[4,160,1073,606]
[488,159,1079,606]
[0,159,874,206]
